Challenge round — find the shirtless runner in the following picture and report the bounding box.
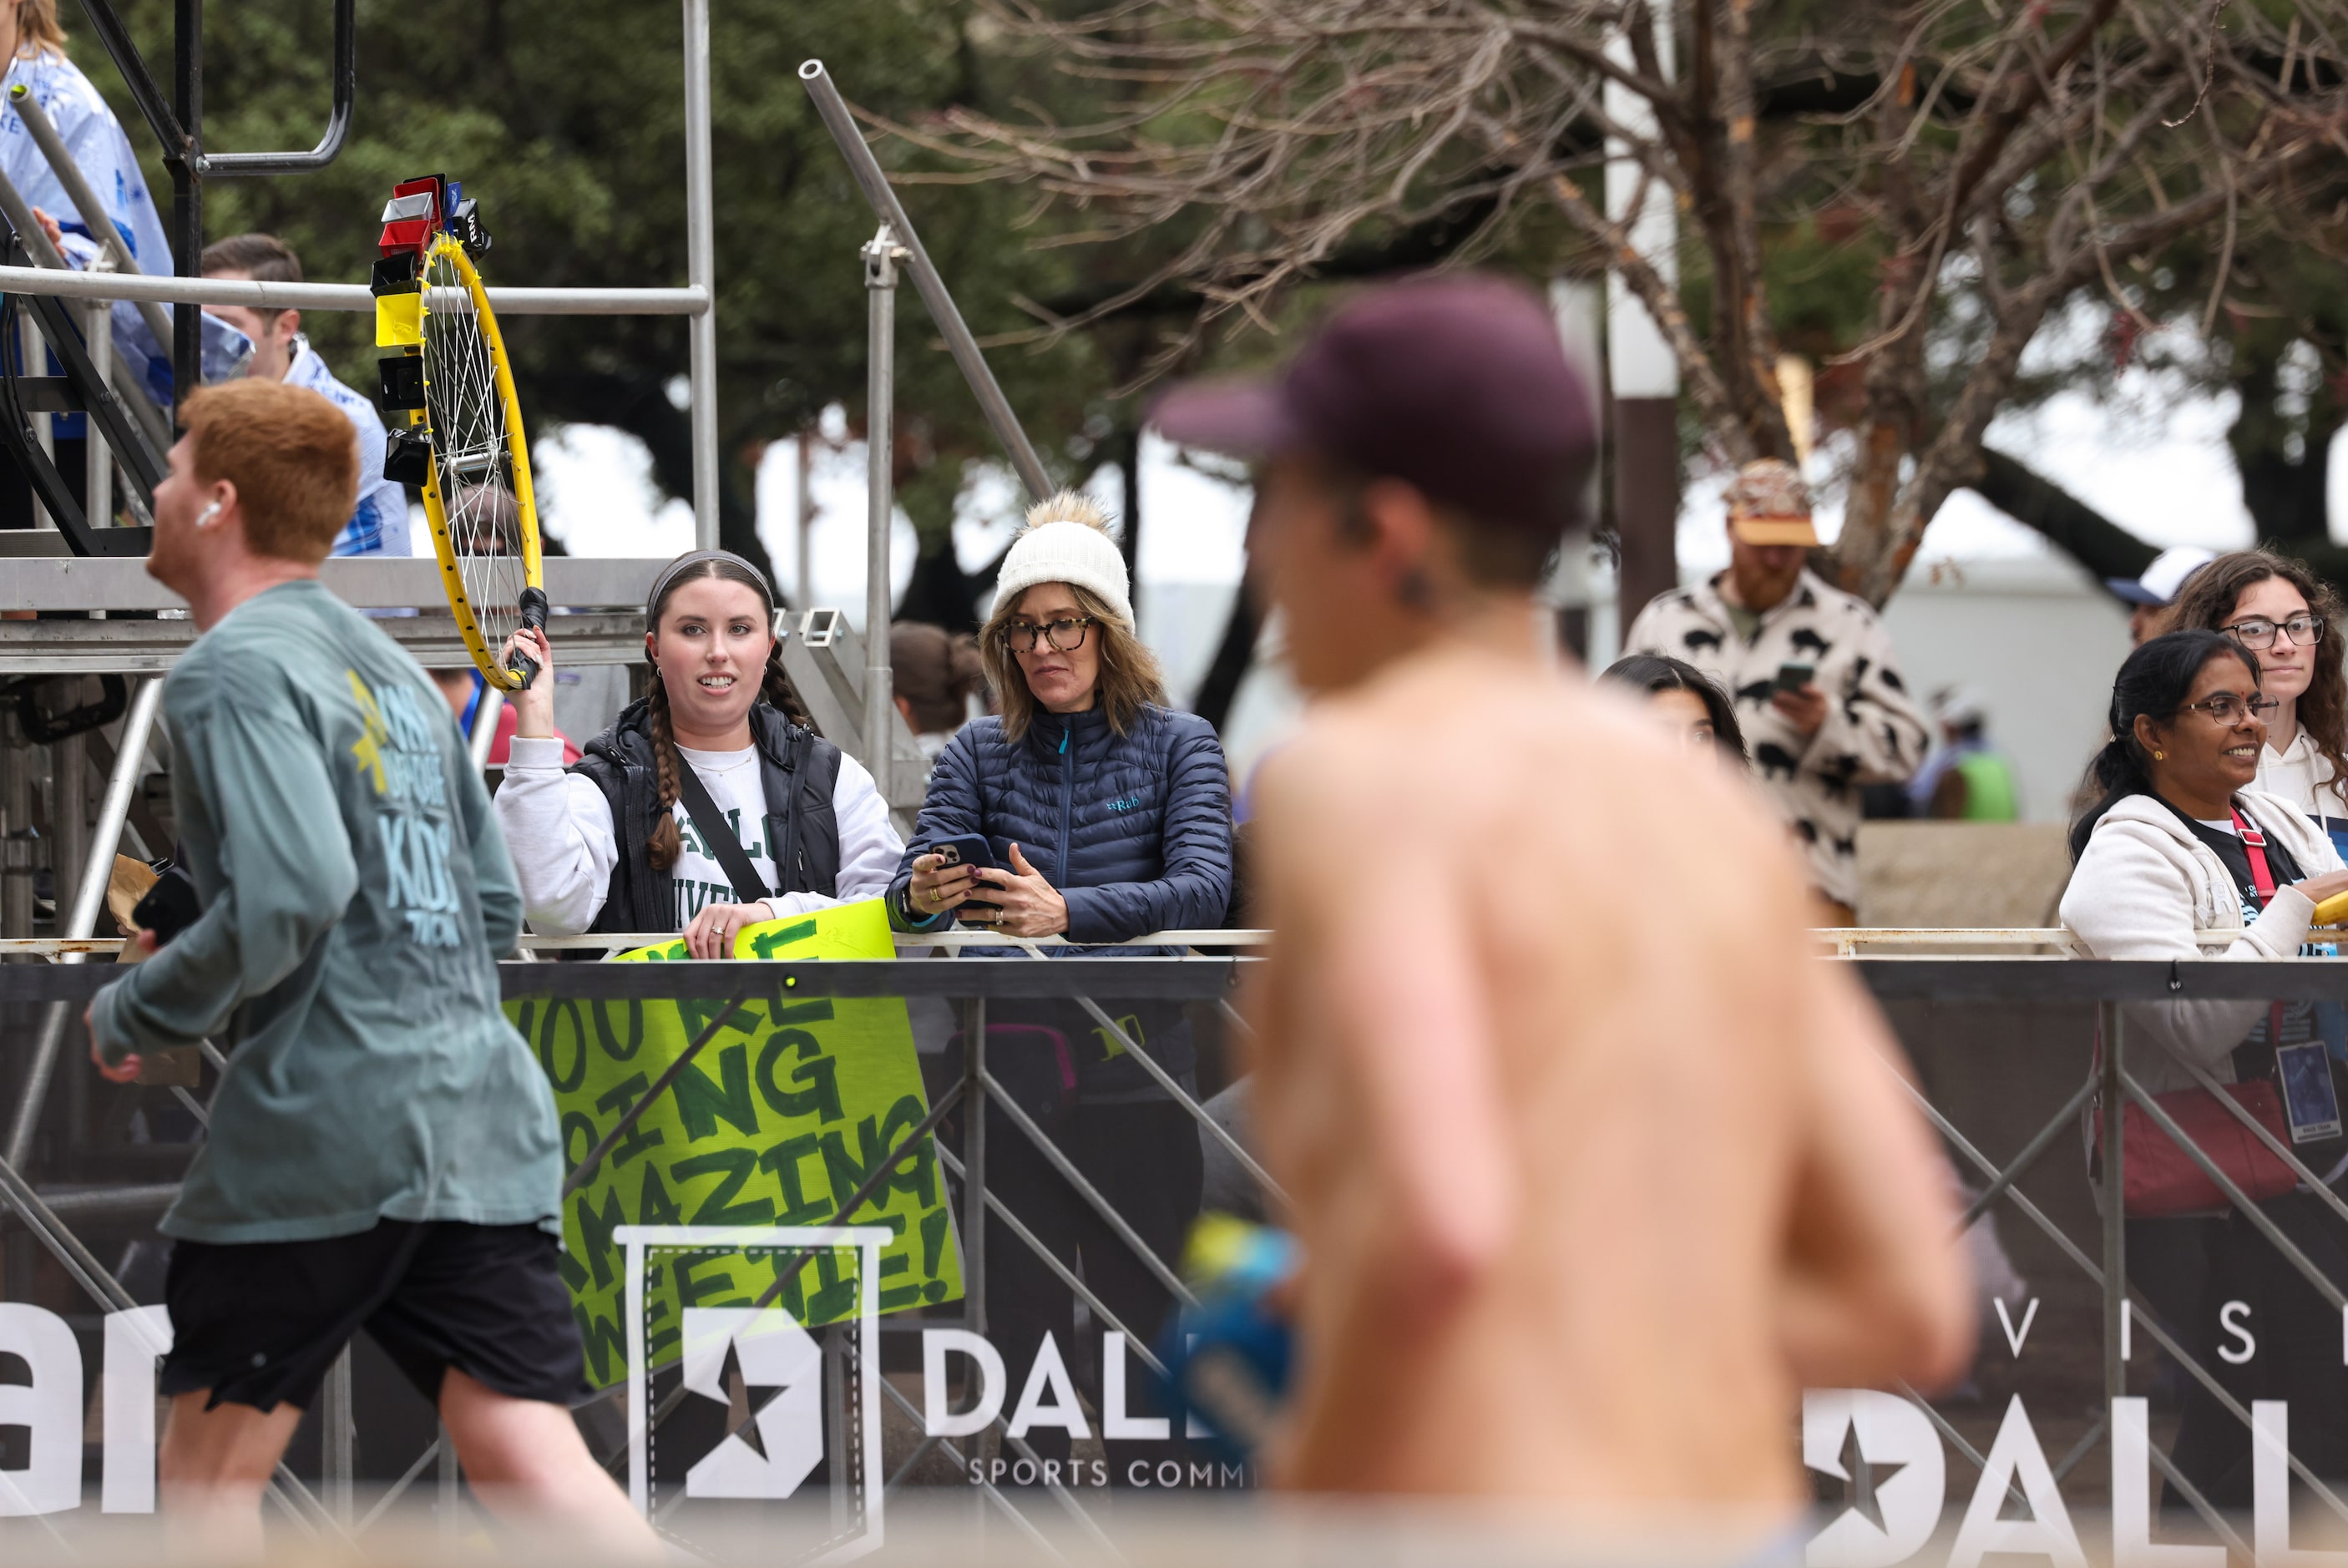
[1154,276,1974,1517]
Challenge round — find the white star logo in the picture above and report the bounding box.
[680,1307,823,1500]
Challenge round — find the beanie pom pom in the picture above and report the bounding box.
[1020,490,1114,537]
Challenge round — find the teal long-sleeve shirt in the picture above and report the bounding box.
[89,580,560,1244]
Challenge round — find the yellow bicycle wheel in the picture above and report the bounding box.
[417,233,545,690]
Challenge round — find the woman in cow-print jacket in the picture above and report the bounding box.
[1622,461,1931,921]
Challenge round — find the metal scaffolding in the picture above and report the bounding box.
[0,23,1265,1545]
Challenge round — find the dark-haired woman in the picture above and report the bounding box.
[1599,653,1748,765]
[2163,549,2348,862]
[495,549,903,958]
[2064,629,2348,1508]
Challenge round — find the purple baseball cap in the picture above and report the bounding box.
[1151,273,1597,537]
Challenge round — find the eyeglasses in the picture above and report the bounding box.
[2180,692,2280,725]
[2224,614,2328,650]
[1001,617,1095,655]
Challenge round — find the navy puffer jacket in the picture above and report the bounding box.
[892,704,1232,1103]
[890,703,1234,943]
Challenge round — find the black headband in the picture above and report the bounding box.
[645,549,774,622]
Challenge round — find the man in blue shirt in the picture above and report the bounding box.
[200,233,412,557]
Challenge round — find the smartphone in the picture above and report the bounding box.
[2276,1042,2344,1144]
[933,834,1001,913]
[932,834,998,873]
[1772,660,1816,694]
[129,865,200,947]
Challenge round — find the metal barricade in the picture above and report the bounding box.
[3,945,2348,1558]
[0,948,1261,1547]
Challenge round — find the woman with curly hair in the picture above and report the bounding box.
[2163,549,2348,861]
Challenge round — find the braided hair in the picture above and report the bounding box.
[642,551,811,873]
[2068,630,2259,862]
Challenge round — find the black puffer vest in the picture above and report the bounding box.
[570,699,843,933]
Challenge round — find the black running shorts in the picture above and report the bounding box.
[159,1220,582,1414]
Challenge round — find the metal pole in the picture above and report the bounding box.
[468,683,504,770]
[0,172,69,534]
[960,998,988,1528]
[682,0,718,550]
[85,299,113,526]
[797,430,816,611]
[1,721,31,940]
[193,0,355,178]
[172,0,202,420]
[2098,1000,2127,1406]
[323,1348,354,1524]
[3,675,161,1168]
[0,264,707,316]
[66,675,159,943]
[964,998,986,1340]
[53,730,85,948]
[0,165,74,274]
[8,84,177,349]
[17,311,45,531]
[825,1323,848,1533]
[797,60,1052,504]
[863,225,901,801]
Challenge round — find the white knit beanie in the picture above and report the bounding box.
[991,491,1132,625]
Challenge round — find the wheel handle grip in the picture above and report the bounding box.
[506,586,551,690]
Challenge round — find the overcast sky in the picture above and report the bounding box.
[530,318,2348,598]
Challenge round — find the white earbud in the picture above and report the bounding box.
[194,501,222,529]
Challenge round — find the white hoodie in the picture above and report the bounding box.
[2060,788,2340,1095]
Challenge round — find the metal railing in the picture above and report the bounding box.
[8,951,2348,1550]
[0,266,709,319]
[0,954,1254,1532]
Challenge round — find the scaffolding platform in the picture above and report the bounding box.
[0,555,660,672]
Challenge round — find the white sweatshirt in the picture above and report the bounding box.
[2255,730,2348,835]
[495,734,904,935]
[2060,789,2339,1095]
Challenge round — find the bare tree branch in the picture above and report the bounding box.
[881,0,2348,604]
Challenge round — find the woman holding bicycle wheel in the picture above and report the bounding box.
[495,549,903,957]
[893,491,1233,1485]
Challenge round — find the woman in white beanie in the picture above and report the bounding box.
[893,489,1234,1481]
